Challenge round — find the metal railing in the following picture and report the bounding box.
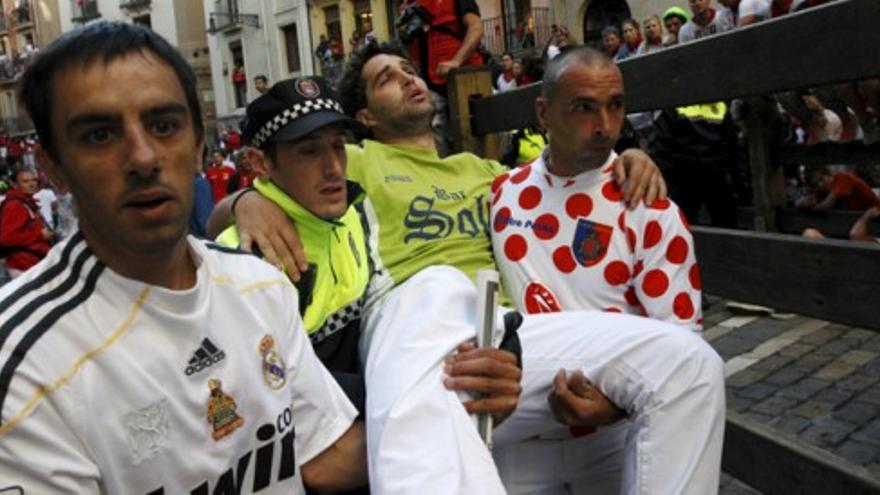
[72,0,101,24]
[119,0,152,10]
[481,7,551,56]
[11,1,32,26]
[207,0,259,34]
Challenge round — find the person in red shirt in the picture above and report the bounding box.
[204,151,234,204]
[227,149,255,194]
[224,129,241,151]
[0,169,52,277]
[797,169,880,211]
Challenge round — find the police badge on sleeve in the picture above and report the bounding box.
[572,219,612,267]
[259,334,287,389]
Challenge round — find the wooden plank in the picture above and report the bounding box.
[471,0,880,135]
[446,66,497,155]
[692,226,880,330]
[745,98,784,231]
[734,207,880,237]
[778,142,880,168]
[724,411,880,495]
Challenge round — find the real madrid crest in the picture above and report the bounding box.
[259,334,287,389]
[206,378,244,441]
[295,78,321,99]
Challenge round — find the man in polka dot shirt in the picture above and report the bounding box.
[491,46,704,494]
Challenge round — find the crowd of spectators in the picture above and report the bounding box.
[483,0,878,236]
[0,123,265,282]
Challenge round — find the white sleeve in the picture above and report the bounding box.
[740,0,770,18]
[0,381,100,493]
[678,23,695,43]
[631,204,703,331]
[280,284,358,464]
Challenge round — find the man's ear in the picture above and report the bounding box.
[35,144,69,194]
[535,97,549,138]
[247,147,271,179]
[355,108,377,130]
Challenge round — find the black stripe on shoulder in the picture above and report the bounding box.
[0,239,94,353]
[0,232,86,316]
[205,242,258,257]
[0,260,105,423]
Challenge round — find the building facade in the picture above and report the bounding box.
[53,0,216,136]
[204,0,315,133]
[0,0,62,135]
[551,0,689,47]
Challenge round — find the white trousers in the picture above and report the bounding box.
[363,266,725,495]
[493,423,629,494]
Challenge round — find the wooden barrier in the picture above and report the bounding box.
[735,207,880,238]
[448,1,880,493]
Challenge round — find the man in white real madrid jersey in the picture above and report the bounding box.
[0,21,366,493]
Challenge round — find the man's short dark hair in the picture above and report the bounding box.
[601,26,621,39]
[254,74,268,83]
[542,46,615,100]
[19,21,203,162]
[337,41,409,117]
[12,168,32,183]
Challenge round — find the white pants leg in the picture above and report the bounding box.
[363,266,506,494]
[494,312,725,495]
[493,423,628,495]
[363,265,724,495]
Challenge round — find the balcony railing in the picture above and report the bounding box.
[0,49,38,83]
[207,1,259,34]
[120,0,152,10]
[72,0,101,24]
[11,1,32,27]
[482,7,551,56]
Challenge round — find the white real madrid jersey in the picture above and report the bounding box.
[490,152,702,330]
[0,234,357,494]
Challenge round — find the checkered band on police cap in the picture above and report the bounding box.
[243,76,355,149]
[249,97,345,149]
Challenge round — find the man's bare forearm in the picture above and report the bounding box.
[206,190,242,239]
[301,421,368,493]
[454,13,483,65]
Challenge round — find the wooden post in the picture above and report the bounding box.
[447,66,500,158]
[744,97,785,232]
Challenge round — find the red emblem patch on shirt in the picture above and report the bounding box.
[572,219,612,267]
[524,282,562,314]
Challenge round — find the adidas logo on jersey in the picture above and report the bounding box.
[185,338,226,376]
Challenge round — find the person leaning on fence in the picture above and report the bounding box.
[677,0,735,43]
[796,168,880,212]
[662,6,690,45]
[619,19,644,59]
[212,41,726,494]
[718,0,771,26]
[638,15,666,54]
[0,20,368,493]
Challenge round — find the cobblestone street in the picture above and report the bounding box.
[707,296,880,494]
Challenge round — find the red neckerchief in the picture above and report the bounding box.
[772,0,793,16]
[501,70,515,83]
[626,34,643,51]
